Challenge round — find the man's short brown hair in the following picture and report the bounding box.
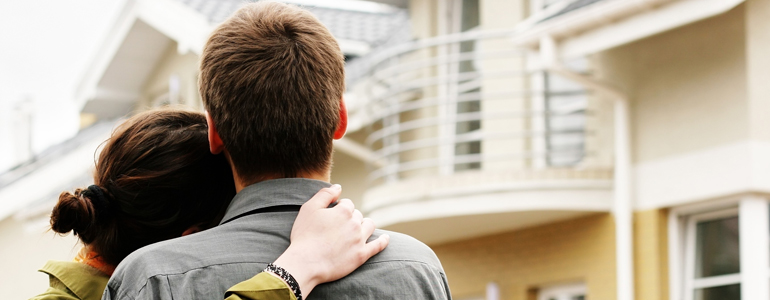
[199,1,345,181]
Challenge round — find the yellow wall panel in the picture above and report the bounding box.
[432,213,616,300]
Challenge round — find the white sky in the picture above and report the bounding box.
[0,0,125,170]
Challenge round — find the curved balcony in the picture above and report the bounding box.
[347,29,614,244]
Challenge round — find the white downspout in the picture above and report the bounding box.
[540,36,634,300]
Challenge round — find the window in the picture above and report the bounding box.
[150,75,182,108]
[530,58,588,168]
[670,197,770,300]
[538,282,586,300]
[684,209,740,300]
[448,0,482,172]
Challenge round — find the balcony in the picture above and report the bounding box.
[346,29,614,244]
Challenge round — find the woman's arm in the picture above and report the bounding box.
[224,184,389,300]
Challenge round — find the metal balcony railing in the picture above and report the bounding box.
[346,29,606,184]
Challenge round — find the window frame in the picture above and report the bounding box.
[682,208,741,300]
[537,282,587,300]
[437,0,482,174]
[669,196,770,300]
[528,60,590,169]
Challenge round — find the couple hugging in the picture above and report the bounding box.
[31,2,450,300]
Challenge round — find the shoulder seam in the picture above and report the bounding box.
[365,259,443,269]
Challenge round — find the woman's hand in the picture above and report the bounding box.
[271,184,389,297]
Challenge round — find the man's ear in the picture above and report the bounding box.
[181,225,202,237]
[333,97,348,140]
[205,111,226,154]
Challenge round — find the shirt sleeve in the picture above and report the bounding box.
[224,272,297,300]
[440,272,453,300]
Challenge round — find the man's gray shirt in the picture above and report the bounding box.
[103,179,451,300]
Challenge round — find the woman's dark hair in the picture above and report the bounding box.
[49,109,236,266]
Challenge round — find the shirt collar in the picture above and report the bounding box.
[220,178,331,225]
[39,261,109,300]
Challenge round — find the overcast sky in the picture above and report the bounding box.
[0,0,125,168]
[0,0,125,101]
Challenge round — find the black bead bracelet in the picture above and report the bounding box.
[265,263,303,300]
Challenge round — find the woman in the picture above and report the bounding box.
[32,109,387,300]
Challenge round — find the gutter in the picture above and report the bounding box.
[515,0,674,47]
[540,35,634,300]
[515,0,745,60]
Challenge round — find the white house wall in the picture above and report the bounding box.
[0,129,111,222]
[0,216,79,300]
[593,4,770,210]
[139,42,202,110]
[82,19,173,118]
[746,0,770,142]
[596,5,748,164]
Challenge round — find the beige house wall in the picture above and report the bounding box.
[409,0,437,39]
[479,0,529,171]
[0,217,79,300]
[139,44,202,111]
[746,0,770,141]
[432,213,616,300]
[430,209,670,300]
[595,5,749,164]
[330,150,368,207]
[331,130,370,207]
[633,209,669,300]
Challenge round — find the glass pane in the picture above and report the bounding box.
[460,0,479,32]
[694,284,740,300]
[695,216,740,278]
[454,87,481,171]
[544,73,587,167]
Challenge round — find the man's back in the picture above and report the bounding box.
[103,179,451,300]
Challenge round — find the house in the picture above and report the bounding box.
[343,0,764,299]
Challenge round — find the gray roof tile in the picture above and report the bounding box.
[541,0,608,22]
[175,0,409,46]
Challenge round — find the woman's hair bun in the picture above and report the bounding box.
[50,189,98,243]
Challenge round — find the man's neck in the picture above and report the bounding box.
[234,171,330,193]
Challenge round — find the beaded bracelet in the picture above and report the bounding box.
[265,263,303,300]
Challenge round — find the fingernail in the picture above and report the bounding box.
[331,184,342,190]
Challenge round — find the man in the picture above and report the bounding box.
[103,2,451,299]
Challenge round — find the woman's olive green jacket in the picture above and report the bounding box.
[30,261,296,300]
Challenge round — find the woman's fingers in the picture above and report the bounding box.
[304,184,342,210]
[352,209,364,224]
[335,198,355,216]
[280,185,391,292]
[363,234,390,259]
[361,218,375,238]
